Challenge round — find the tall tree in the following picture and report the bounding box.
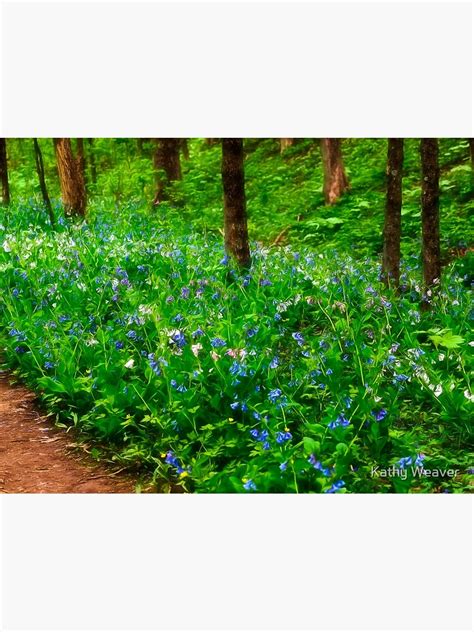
[87,139,97,185]
[0,138,10,205]
[33,139,54,226]
[54,138,86,217]
[382,139,404,287]
[76,138,87,186]
[420,138,441,291]
[469,138,474,167]
[320,139,349,204]
[153,139,181,204]
[222,139,251,268]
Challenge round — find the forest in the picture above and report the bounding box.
[0,137,472,493]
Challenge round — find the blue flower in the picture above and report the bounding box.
[279,462,288,472]
[328,413,350,430]
[371,409,387,422]
[243,480,257,491]
[260,279,272,287]
[292,332,305,346]
[397,456,413,469]
[276,431,292,444]
[115,341,124,350]
[324,480,345,494]
[246,327,258,338]
[192,327,204,338]
[268,388,282,404]
[211,337,226,348]
[127,330,138,340]
[230,401,240,410]
[220,254,229,265]
[269,356,279,369]
[171,330,186,348]
[181,287,190,299]
[44,361,55,369]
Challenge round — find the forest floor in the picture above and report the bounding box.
[0,371,138,493]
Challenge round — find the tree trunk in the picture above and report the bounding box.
[469,138,474,167]
[420,139,441,292]
[280,138,294,154]
[87,139,97,185]
[0,139,10,205]
[382,139,404,287]
[33,139,54,226]
[76,138,87,187]
[153,139,182,204]
[222,139,251,268]
[54,138,87,217]
[320,139,349,205]
[181,139,190,161]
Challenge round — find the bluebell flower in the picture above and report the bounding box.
[12,288,20,297]
[279,462,288,472]
[127,330,138,340]
[394,374,409,382]
[230,401,240,410]
[181,287,190,299]
[243,480,257,491]
[211,337,226,348]
[246,327,258,338]
[252,411,261,420]
[220,254,229,265]
[192,327,204,338]
[44,361,55,369]
[172,313,184,323]
[292,332,305,346]
[414,454,425,467]
[250,429,260,438]
[115,341,124,350]
[371,409,387,422]
[262,441,270,450]
[268,388,282,404]
[276,431,292,444]
[397,456,413,469]
[14,345,26,354]
[170,330,186,348]
[269,356,279,369]
[328,413,350,430]
[325,480,345,493]
[260,279,272,287]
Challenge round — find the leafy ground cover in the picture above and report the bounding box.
[1,202,472,492]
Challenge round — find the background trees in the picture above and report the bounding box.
[0,139,10,205]
[33,139,53,225]
[382,139,404,287]
[53,138,87,216]
[153,139,182,204]
[320,139,349,205]
[420,138,440,291]
[222,139,251,267]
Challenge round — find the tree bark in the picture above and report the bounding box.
[320,139,349,204]
[382,139,404,287]
[54,138,87,217]
[0,139,10,205]
[222,139,251,268]
[181,139,190,161]
[33,139,54,226]
[76,138,87,187]
[469,138,474,167]
[87,139,97,185]
[420,139,441,291]
[280,138,294,154]
[153,139,182,204]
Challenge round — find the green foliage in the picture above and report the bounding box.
[0,202,472,493]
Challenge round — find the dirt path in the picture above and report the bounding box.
[0,371,137,493]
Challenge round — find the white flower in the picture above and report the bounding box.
[191,343,203,357]
[2,241,11,252]
[125,358,135,369]
[429,383,443,397]
[438,353,445,361]
[464,390,474,402]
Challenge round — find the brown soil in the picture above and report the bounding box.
[0,372,138,493]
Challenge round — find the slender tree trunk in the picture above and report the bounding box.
[280,138,294,154]
[469,138,474,167]
[76,138,87,187]
[153,139,182,204]
[181,139,190,161]
[54,138,87,217]
[87,139,97,185]
[33,139,54,226]
[0,139,10,205]
[420,139,441,293]
[222,139,251,268]
[320,139,349,204]
[382,139,404,287]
